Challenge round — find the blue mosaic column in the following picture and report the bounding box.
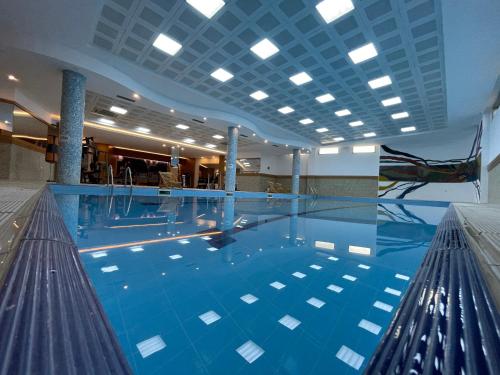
[57,70,86,184]
[291,148,301,195]
[224,126,239,192]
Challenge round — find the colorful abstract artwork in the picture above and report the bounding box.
[379,126,482,200]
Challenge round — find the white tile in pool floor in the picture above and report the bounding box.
[240,294,259,304]
[306,297,325,308]
[91,251,107,258]
[136,335,166,358]
[130,246,144,252]
[198,310,221,325]
[101,265,118,273]
[384,287,402,296]
[343,274,357,282]
[327,284,343,293]
[328,256,339,261]
[270,281,286,290]
[373,301,393,312]
[278,315,301,330]
[395,273,410,281]
[236,340,264,364]
[201,236,212,240]
[169,254,182,260]
[292,271,306,278]
[309,264,322,270]
[207,247,219,252]
[358,264,370,269]
[358,319,382,335]
[336,345,365,370]
[178,239,190,245]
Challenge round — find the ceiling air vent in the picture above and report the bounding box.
[240,134,248,138]
[192,118,205,124]
[116,95,136,103]
[272,144,279,147]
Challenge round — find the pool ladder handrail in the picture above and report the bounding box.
[124,166,133,194]
[106,164,114,195]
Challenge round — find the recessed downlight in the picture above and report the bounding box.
[186,0,225,19]
[316,0,354,24]
[98,118,115,126]
[401,126,416,133]
[153,33,182,56]
[249,90,269,101]
[300,118,314,125]
[278,106,294,114]
[250,38,279,60]
[315,93,335,103]
[135,127,150,134]
[335,109,351,117]
[205,143,217,148]
[368,75,392,89]
[316,127,329,133]
[7,74,19,82]
[212,134,224,139]
[176,124,189,130]
[363,132,376,138]
[349,121,364,127]
[110,106,127,115]
[211,68,233,82]
[348,43,378,64]
[391,112,409,120]
[381,97,402,107]
[289,72,312,86]
[183,138,195,144]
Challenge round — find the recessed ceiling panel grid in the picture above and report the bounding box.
[92,0,447,143]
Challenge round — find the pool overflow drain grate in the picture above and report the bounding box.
[366,206,500,375]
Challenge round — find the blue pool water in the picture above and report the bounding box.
[54,193,447,374]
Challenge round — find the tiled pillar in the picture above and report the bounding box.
[218,155,225,189]
[193,158,200,188]
[225,126,238,192]
[57,70,86,184]
[291,148,301,195]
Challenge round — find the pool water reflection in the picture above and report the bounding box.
[55,194,447,374]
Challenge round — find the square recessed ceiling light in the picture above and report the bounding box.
[335,109,351,117]
[212,134,224,139]
[135,127,150,134]
[363,132,376,138]
[250,38,279,60]
[186,0,225,19]
[183,138,195,144]
[348,43,378,64]
[176,124,189,130]
[391,112,409,120]
[278,106,294,114]
[250,90,269,101]
[334,137,345,142]
[315,93,335,103]
[153,33,182,56]
[368,75,392,89]
[205,143,217,148]
[98,118,115,126]
[300,118,314,125]
[349,120,364,127]
[401,126,416,132]
[316,127,329,133]
[211,68,233,82]
[316,0,354,24]
[381,96,402,107]
[110,106,127,115]
[289,72,312,86]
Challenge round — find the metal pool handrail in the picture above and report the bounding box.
[124,166,133,194]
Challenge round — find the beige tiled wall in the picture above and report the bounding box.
[0,142,54,182]
[488,164,500,203]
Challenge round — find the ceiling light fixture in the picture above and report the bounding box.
[349,120,363,127]
[392,112,409,120]
[170,109,175,113]
[363,132,376,138]
[335,109,351,117]
[211,68,233,82]
[348,43,378,64]
[186,0,225,19]
[333,137,345,142]
[205,143,216,148]
[300,118,314,125]
[278,106,294,114]
[212,134,224,139]
[153,33,182,56]
[203,117,207,121]
[264,139,268,143]
[401,126,416,132]
[368,75,392,89]
[133,93,140,99]
[315,93,335,103]
[98,118,115,126]
[135,127,151,134]
[250,90,269,101]
[316,127,328,133]
[7,74,19,82]
[176,124,189,130]
[250,38,279,60]
[289,72,312,86]
[381,96,402,107]
[183,138,195,144]
[316,0,354,24]
[110,106,127,115]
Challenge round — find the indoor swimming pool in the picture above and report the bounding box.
[53,192,448,374]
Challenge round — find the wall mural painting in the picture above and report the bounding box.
[378,125,482,200]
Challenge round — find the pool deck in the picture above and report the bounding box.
[455,203,500,310]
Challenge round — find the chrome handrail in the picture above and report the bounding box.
[106,164,114,195]
[124,166,133,194]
